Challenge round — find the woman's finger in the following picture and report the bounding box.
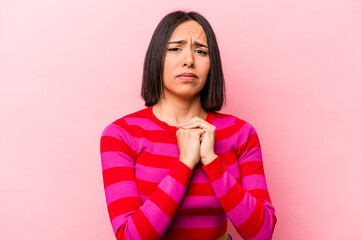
[178,116,206,126]
[178,120,211,130]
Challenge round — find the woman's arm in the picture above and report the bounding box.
[100,119,193,240]
[202,121,277,240]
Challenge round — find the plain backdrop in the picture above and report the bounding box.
[1,0,361,239]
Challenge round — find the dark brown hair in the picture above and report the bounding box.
[141,10,225,112]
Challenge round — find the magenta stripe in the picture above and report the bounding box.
[242,175,268,191]
[214,123,255,155]
[211,171,237,197]
[111,211,133,234]
[238,148,262,164]
[190,168,210,183]
[124,217,142,240]
[263,200,276,214]
[158,175,186,203]
[226,163,241,179]
[141,200,171,235]
[212,116,236,130]
[135,137,179,157]
[139,194,149,203]
[214,133,239,154]
[105,181,140,205]
[101,152,134,170]
[102,123,137,152]
[124,117,164,131]
[135,163,171,182]
[227,192,256,226]
[237,122,256,148]
[171,214,227,229]
[248,207,273,240]
[179,196,221,209]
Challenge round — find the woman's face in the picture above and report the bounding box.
[162,20,210,101]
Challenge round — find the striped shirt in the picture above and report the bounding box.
[100,106,277,240]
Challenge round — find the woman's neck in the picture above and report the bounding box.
[152,97,206,126]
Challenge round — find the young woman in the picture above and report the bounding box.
[100,10,277,240]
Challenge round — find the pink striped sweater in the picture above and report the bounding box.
[100,106,276,240]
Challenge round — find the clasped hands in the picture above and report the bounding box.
[176,116,218,169]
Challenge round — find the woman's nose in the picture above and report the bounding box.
[183,49,194,68]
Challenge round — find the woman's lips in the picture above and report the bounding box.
[177,73,197,81]
[178,75,196,81]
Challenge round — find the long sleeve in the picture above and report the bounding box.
[202,121,277,240]
[100,119,193,240]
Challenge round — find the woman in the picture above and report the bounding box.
[100,10,276,240]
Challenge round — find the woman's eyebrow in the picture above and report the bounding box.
[168,40,208,48]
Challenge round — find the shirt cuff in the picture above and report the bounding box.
[202,155,228,183]
[170,160,194,187]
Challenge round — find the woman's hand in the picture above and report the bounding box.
[177,117,218,165]
[176,127,204,169]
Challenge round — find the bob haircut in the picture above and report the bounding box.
[141,10,225,112]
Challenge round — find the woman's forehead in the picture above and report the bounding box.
[169,20,207,43]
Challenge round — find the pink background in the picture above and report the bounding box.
[1,0,360,239]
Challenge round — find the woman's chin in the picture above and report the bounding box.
[178,92,202,100]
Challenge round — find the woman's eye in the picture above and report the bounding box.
[168,48,181,51]
[196,49,207,55]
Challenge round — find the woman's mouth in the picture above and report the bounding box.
[177,72,198,81]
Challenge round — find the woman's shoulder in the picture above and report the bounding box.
[101,107,150,135]
[212,110,256,133]
[114,107,150,123]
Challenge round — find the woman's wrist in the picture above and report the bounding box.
[201,153,218,165]
[179,156,198,170]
